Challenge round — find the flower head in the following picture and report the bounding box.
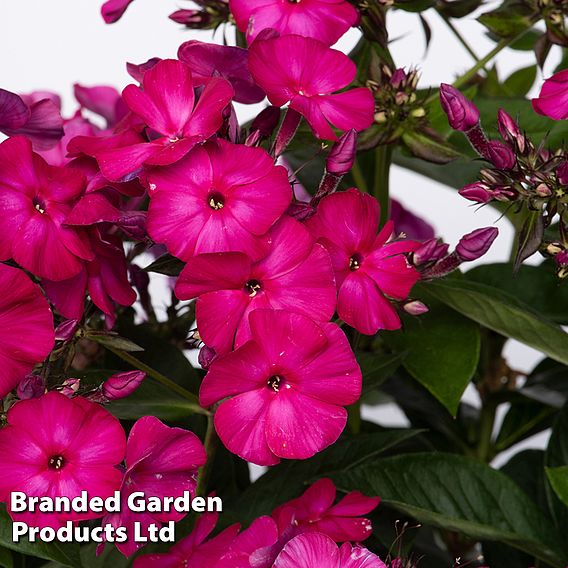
[273,533,386,568]
[229,0,358,45]
[0,136,93,280]
[146,139,292,261]
[200,309,361,466]
[0,264,54,397]
[439,83,479,131]
[93,59,234,181]
[103,416,206,556]
[248,35,374,140]
[273,478,380,542]
[307,189,420,335]
[176,216,336,354]
[0,392,126,528]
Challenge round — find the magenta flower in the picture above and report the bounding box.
[307,189,420,335]
[229,0,358,45]
[42,230,136,326]
[175,216,336,354]
[0,136,93,280]
[0,264,54,397]
[0,88,64,150]
[103,416,206,556]
[101,370,146,400]
[273,533,386,568]
[146,139,292,261]
[101,0,135,23]
[248,35,374,140]
[94,59,234,181]
[134,512,239,567]
[200,309,361,466]
[178,40,265,104]
[217,516,280,568]
[273,478,380,542]
[532,69,568,120]
[74,83,127,128]
[0,392,126,528]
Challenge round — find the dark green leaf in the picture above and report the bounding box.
[87,332,144,353]
[383,303,480,415]
[0,508,82,567]
[0,547,11,568]
[523,358,568,408]
[359,351,406,394]
[395,0,436,12]
[228,430,421,523]
[401,129,462,164]
[546,466,568,507]
[465,262,568,325]
[418,279,568,367]
[477,2,534,38]
[503,65,537,96]
[331,453,567,566]
[514,211,545,271]
[437,0,482,19]
[144,253,185,277]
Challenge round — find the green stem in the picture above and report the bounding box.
[425,29,530,105]
[374,144,393,229]
[351,158,369,193]
[476,399,497,462]
[196,413,219,497]
[437,11,481,64]
[106,346,208,414]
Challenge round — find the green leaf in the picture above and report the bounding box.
[0,508,82,567]
[87,332,144,352]
[418,279,568,367]
[331,453,567,566]
[465,262,568,325]
[514,211,544,271]
[228,430,421,524]
[503,64,537,96]
[545,404,568,528]
[0,547,11,568]
[477,1,534,38]
[359,351,406,394]
[144,253,185,277]
[383,303,480,415]
[546,466,568,508]
[401,130,462,164]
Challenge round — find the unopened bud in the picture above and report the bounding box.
[557,161,568,184]
[497,109,525,152]
[102,370,145,400]
[17,374,45,400]
[169,9,208,26]
[484,140,515,169]
[198,346,217,370]
[55,319,79,342]
[439,83,480,131]
[456,227,499,261]
[326,129,357,176]
[546,242,564,256]
[535,183,552,197]
[412,238,449,266]
[59,378,81,398]
[459,182,493,204]
[403,300,429,316]
[390,68,407,88]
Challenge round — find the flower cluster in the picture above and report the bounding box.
[135,477,381,567]
[440,82,568,272]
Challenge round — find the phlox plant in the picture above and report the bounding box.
[1,0,568,566]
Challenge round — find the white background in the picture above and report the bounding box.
[0,0,559,465]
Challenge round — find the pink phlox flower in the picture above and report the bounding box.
[200,309,361,466]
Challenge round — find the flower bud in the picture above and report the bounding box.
[246,106,281,146]
[439,83,480,131]
[484,140,515,169]
[390,68,407,88]
[59,378,81,398]
[198,346,217,370]
[102,370,146,400]
[497,109,525,152]
[17,374,45,400]
[54,319,79,342]
[459,182,493,204]
[169,9,208,27]
[412,238,449,266]
[456,227,499,261]
[403,300,429,316]
[326,129,357,176]
[557,161,568,184]
[535,183,552,197]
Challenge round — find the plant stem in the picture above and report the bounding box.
[351,158,370,193]
[437,11,481,64]
[105,346,208,414]
[425,29,530,105]
[196,413,219,497]
[476,399,497,462]
[374,144,393,228]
